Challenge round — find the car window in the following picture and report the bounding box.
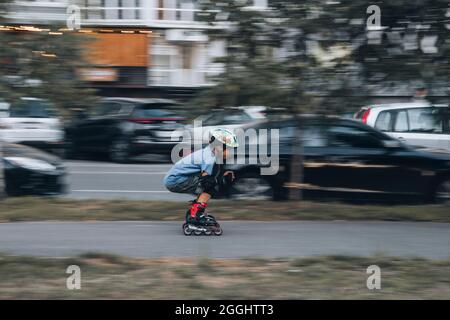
[0,100,9,117]
[8,99,57,118]
[133,105,178,118]
[394,110,408,132]
[90,102,122,117]
[328,125,384,149]
[203,113,224,126]
[303,126,327,147]
[221,111,252,125]
[443,109,450,133]
[407,107,443,133]
[375,111,392,132]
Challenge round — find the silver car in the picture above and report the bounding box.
[354,102,450,152]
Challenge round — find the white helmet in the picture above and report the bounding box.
[210,128,239,148]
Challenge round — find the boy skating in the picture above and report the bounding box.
[164,128,238,235]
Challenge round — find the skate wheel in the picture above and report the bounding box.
[194,230,203,236]
[204,230,212,236]
[182,223,187,231]
[213,226,223,236]
[183,225,193,236]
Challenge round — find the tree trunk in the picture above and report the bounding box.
[288,114,304,201]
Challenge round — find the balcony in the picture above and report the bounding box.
[79,0,217,29]
[6,0,266,29]
[6,1,70,24]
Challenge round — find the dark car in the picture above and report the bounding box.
[66,98,186,162]
[224,117,450,203]
[2,143,66,196]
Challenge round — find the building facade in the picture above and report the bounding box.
[6,0,267,98]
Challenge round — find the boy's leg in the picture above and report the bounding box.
[187,172,218,221]
[196,172,213,203]
[197,193,211,203]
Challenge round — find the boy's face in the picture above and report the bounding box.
[213,145,231,159]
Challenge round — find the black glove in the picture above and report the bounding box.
[221,173,234,187]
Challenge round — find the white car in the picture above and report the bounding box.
[0,97,65,155]
[354,102,450,151]
[185,106,266,145]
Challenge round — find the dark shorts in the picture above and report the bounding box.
[166,175,203,195]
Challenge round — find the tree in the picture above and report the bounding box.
[195,0,292,109]
[0,0,98,117]
[196,0,450,200]
[270,0,450,106]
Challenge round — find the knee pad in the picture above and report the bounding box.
[199,175,217,194]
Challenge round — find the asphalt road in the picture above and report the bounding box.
[66,160,191,201]
[0,221,449,259]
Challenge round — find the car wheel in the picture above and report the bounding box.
[110,138,130,163]
[64,140,83,160]
[230,173,274,200]
[434,178,450,204]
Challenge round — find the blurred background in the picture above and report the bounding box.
[0,0,449,203]
[0,0,450,300]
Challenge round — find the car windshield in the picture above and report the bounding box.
[133,104,179,118]
[8,99,58,118]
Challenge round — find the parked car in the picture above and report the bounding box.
[0,97,65,156]
[354,102,450,152]
[224,117,450,204]
[65,98,186,163]
[2,142,66,196]
[185,106,266,145]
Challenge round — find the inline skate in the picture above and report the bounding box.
[182,201,223,236]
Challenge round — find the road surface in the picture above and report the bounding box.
[0,221,449,259]
[66,160,191,201]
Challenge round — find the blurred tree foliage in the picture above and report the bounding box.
[195,0,299,110]
[197,0,450,113]
[0,0,97,117]
[197,0,450,200]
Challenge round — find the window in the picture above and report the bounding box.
[407,108,443,133]
[328,125,384,149]
[203,113,223,126]
[253,0,268,7]
[221,111,252,125]
[203,111,251,126]
[375,111,392,132]
[443,109,450,133]
[9,99,57,118]
[132,105,178,118]
[181,45,193,69]
[394,110,408,132]
[91,102,122,117]
[302,126,327,147]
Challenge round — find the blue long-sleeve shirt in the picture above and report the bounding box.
[164,146,216,187]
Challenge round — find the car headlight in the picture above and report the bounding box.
[4,157,56,172]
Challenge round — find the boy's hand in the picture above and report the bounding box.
[223,171,235,182]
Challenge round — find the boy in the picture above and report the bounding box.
[164,128,238,226]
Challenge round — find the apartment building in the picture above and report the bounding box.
[5,0,267,97]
